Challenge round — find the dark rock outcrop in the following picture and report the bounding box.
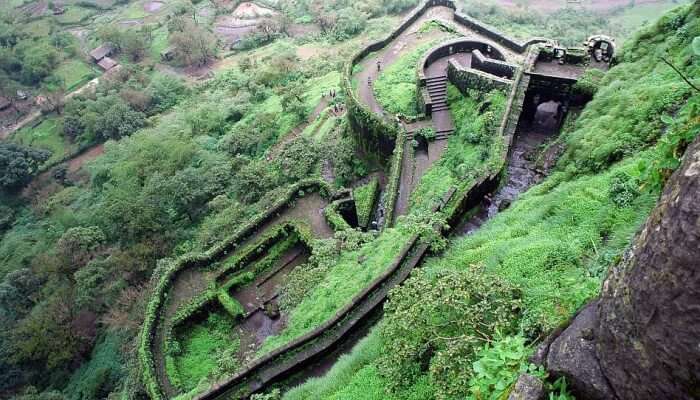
[546,302,615,400]
[542,135,700,400]
[595,136,700,400]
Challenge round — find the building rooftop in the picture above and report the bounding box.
[90,44,114,61]
[97,56,118,71]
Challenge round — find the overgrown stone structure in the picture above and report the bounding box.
[140,1,616,399]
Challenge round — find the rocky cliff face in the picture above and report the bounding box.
[595,134,700,399]
[540,135,700,400]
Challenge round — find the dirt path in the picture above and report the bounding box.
[267,98,332,160]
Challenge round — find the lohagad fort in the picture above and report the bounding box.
[139,1,617,399]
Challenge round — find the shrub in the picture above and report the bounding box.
[378,266,522,400]
[468,335,543,400]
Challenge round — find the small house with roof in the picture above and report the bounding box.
[90,44,114,63]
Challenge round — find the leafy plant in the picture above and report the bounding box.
[468,335,542,400]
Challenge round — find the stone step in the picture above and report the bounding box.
[433,106,450,112]
[427,83,447,90]
[426,76,448,82]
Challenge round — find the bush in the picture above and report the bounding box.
[378,267,522,400]
[468,335,543,400]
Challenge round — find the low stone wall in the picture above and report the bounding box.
[195,188,455,400]
[448,59,513,94]
[471,49,516,79]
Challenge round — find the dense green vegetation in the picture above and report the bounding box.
[171,308,240,392]
[410,85,506,213]
[1,0,698,398]
[373,29,455,116]
[353,178,379,227]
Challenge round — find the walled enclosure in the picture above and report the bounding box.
[142,0,594,398]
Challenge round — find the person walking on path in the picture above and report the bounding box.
[377,60,381,72]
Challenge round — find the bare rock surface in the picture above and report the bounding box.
[546,302,615,400]
[508,373,545,400]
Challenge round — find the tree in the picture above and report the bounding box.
[0,143,51,190]
[378,267,522,399]
[256,17,282,43]
[276,136,319,182]
[169,21,217,67]
[333,7,367,40]
[93,98,146,140]
[121,29,149,62]
[97,24,123,51]
[279,81,307,119]
[39,76,66,115]
[56,226,106,271]
[542,135,700,399]
[16,41,60,85]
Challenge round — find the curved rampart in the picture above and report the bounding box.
[417,38,508,82]
[343,0,457,156]
[139,179,334,400]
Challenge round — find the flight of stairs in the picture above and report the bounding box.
[426,75,449,113]
[404,75,455,141]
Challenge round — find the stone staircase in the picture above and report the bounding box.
[427,75,449,113]
[426,75,454,139]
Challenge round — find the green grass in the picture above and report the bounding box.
[373,42,435,116]
[21,20,52,37]
[314,114,339,141]
[54,6,95,25]
[353,178,379,228]
[12,118,74,166]
[258,226,409,354]
[54,59,96,91]
[149,25,170,60]
[172,308,240,392]
[303,71,342,113]
[410,85,506,213]
[423,153,656,333]
[123,0,147,19]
